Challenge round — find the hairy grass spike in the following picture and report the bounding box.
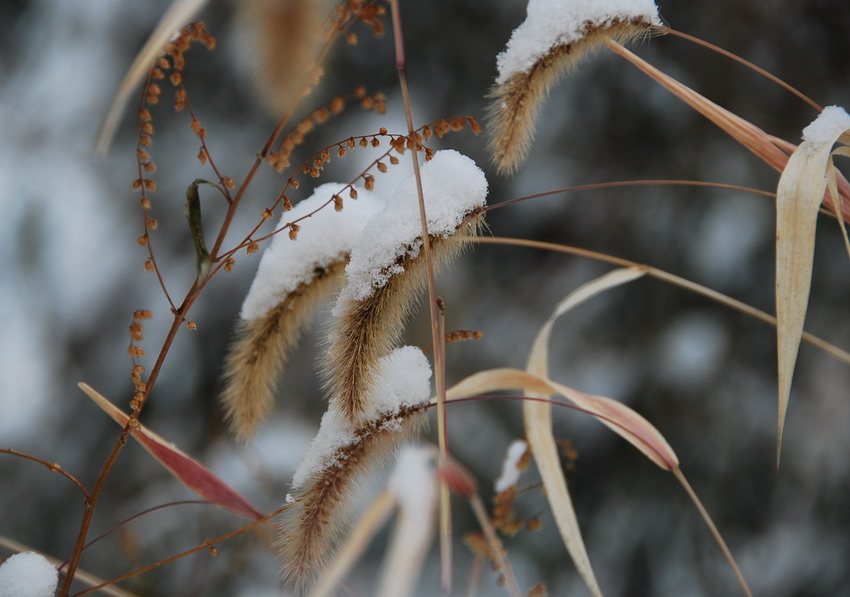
[279,406,428,588]
[325,150,488,425]
[280,347,433,589]
[327,214,484,424]
[234,0,328,114]
[220,183,381,440]
[487,2,660,175]
[221,262,346,441]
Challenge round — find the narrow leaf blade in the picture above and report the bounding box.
[79,383,262,519]
[775,107,850,464]
[524,267,645,597]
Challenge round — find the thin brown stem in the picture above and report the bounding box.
[73,505,289,596]
[60,281,201,596]
[208,20,342,261]
[474,236,850,365]
[482,179,776,213]
[388,1,452,593]
[468,494,521,597]
[0,449,89,499]
[672,468,753,597]
[654,25,823,112]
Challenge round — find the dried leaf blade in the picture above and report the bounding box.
[79,382,262,519]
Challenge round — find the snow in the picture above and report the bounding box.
[494,439,528,493]
[239,183,382,320]
[368,346,433,415]
[291,347,432,488]
[801,105,850,152]
[334,150,487,309]
[0,552,58,597]
[495,0,661,84]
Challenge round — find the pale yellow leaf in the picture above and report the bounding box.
[775,106,850,464]
[95,0,208,156]
[524,267,645,597]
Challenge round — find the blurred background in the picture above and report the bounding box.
[2,0,850,595]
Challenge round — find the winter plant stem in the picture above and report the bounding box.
[475,236,850,365]
[59,281,202,596]
[672,468,753,597]
[61,20,358,593]
[208,22,340,260]
[389,1,453,593]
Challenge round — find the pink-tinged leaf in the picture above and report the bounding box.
[525,267,645,597]
[605,40,790,173]
[79,382,262,519]
[447,369,678,471]
[775,106,850,465]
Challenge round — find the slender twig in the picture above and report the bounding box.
[481,178,840,220]
[388,2,453,593]
[0,449,89,499]
[74,501,213,563]
[473,236,850,364]
[481,179,776,213]
[468,494,522,597]
[654,25,822,112]
[73,504,290,596]
[672,468,753,597]
[207,20,342,261]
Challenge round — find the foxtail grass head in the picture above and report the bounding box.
[487,0,661,175]
[220,184,380,441]
[324,150,488,425]
[279,347,433,588]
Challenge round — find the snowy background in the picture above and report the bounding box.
[2,1,850,595]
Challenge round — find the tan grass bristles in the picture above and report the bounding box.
[279,405,429,588]
[326,215,483,424]
[234,0,328,114]
[280,346,433,588]
[221,262,346,441]
[324,150,488,425]
[487,2,661,175]
[220,183,380,440]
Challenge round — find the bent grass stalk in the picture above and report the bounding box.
[473,236,850,365]
[388,1,454,592]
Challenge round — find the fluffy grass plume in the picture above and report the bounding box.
[487,0,660,175]
[324,151,488,425]
[279,347,432,589]
[220,184,380,441]
[234,0,327,114]
[221,263,346,442]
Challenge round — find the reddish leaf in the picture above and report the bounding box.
[79,382,262,519]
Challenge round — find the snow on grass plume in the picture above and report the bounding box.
[221,184,381,441]
[488,0,661,174]
[326,150,487,425]
[279,346,433,588]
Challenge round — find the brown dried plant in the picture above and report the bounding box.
[278,403,430,588]
[487,18,656,175]
[220,261,347,441]
[324,211,485,425]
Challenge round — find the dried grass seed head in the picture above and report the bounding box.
[234,0,328,115]
[325,151,488,424]
[220,184,381,440]
[487,0,661,175]
[279,348,432,586]
[239,183,382,321]
[335,150,488,305]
